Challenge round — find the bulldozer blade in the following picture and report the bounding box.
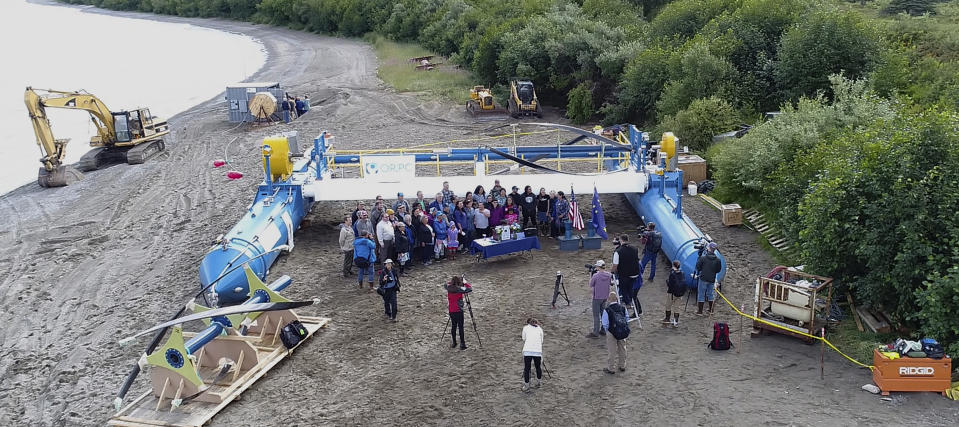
[38,165,83,187]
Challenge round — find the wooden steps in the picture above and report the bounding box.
[742,209,798,257]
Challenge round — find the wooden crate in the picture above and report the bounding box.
[721,204,742,226]
[677,154,706,187]
[873,349,952,396]
[110,315,330,427]
[752,269,833,342]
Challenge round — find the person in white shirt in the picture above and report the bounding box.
[521,317,545,392]
[376,212,395,263]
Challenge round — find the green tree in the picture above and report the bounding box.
[655,42,737,117]
[657,96,739,152]
[603,45,676,125]
[567,82,595,124]
[884,0,942,16]
[775,8,882,100]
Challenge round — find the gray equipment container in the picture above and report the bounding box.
[225,82,286,123]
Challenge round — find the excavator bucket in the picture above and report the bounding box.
[38,165,83,188]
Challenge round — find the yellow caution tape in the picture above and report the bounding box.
[715,289,875,370]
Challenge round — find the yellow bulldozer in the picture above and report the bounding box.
[507,79,542,118]
[466,85,507,120]
[25,87,169,187]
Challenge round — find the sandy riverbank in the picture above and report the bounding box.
[0,3,955,426]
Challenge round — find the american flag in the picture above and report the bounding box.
[570,186,584,230]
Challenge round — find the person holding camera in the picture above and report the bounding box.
[445,276,472,350]
[612,234,639,309]
[378,259,400,321]
[695,242,723,315]
[521,317,545,392]
[586,260,612,338]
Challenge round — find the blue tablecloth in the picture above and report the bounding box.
[470,236,541,259]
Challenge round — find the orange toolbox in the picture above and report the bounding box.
[872,349,952,396]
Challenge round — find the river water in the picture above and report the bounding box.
[0,1,266,194]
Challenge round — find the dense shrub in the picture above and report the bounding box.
[566,82,595,124]
[775,8,883,100]
[657,96,738,152]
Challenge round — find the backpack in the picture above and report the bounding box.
[667,270,687,297]
[354,255,370,269]
[605,304,631,340]
[280,320,309,350]
[708,322,732,351]
[921,338,945,359]
[646,231,662,253]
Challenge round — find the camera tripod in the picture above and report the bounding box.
[552,272,570,308]
[442,292,483,348]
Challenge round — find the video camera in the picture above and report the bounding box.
[585,263,599,276]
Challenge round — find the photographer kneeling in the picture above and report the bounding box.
[444,276,472,350]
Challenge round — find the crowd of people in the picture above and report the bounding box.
[338,179,581,285]
[338,184,725,390]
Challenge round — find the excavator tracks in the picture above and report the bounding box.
[126,139,166,165]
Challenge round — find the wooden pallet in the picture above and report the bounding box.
[109,315,330,427]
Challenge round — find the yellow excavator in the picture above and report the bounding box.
[25,87,170,187]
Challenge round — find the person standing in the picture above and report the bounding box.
[536,188,551,236]
[602,292,629,374]
[612,234,640,310]
[695,242,723,315]
[432,212,450,261]
[473,202,491,238]
[520,186,537,231]
[664,260,686,326]
[441,181,454,207]
[587,260,612,338]
[339,216,355,277]
[394,222,410,275]
[378,259,400,321]
[509,186,523,209]
[489,198,505,227]
[552,191,570,238]
[640,222,662,281]
[521,318,545,392]
[354,210,374,239]
[445,276,471,350]
[446,220,461,261]
[490,179,503,199]
[415,214,435,266]
[376,211,395,263]
[353,231,377,291]
[472,185,487,205]
[393,192,411,214]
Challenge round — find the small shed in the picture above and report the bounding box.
[225,82,286,123]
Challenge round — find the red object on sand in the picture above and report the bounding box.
[212,159,227,168]
[227,171,244,180]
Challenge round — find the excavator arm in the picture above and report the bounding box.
[25,87,117,166]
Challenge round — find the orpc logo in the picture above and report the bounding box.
[365,162,380,175]
[363,157,414,177]
[898,366,935,376]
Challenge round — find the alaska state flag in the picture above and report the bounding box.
[591,186,608,239]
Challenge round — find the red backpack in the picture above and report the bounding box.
[708,322,732,351]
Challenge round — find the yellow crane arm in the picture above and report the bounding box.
[24,87,117,170]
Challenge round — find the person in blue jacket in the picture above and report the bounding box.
[432,212,450,261]
[353,230,377,291]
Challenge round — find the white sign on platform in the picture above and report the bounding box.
[361,155,415,181]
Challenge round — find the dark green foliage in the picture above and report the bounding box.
[775,8,882,100]
[657,96,738,151]
[884,0,941,16]
[916,263,959,357]
[566,82,595,124]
